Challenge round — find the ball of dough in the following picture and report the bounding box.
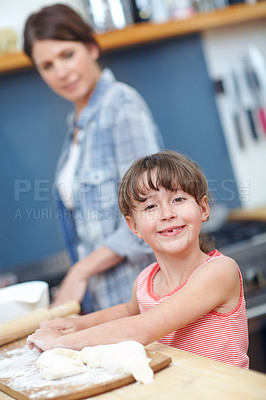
[37,348,87,380]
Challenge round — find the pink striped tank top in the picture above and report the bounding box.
[136,250,249,369]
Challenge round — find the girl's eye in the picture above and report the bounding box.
[173,197,185,203]
[144,204,156,211]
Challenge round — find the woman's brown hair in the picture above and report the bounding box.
[24,4,100,60]
[118,150,215,253]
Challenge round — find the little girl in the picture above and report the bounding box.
[28,151,249,369]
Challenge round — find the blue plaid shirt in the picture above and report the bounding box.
[55,69,163,312]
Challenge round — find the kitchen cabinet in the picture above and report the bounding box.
[1,2,266,74]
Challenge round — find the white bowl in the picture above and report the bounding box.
[0,281,49,323]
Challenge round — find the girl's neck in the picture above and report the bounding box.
[154,246,210,292]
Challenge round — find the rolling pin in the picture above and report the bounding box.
[0,300,80,347]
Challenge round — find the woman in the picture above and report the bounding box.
[23,4,163,313]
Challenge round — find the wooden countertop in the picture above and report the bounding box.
[1,2,266,74]
[0,342,265,400]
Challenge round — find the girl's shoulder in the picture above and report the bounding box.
[207,249,238,267]
[137,262,158,286]
[205,251,240,290]
[190,249,239,283]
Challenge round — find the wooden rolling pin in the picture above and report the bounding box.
[0,300,80,347]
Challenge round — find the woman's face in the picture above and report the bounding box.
[32,39,101,114]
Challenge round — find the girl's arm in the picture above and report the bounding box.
[40,294,139,333]
[28,257,240,352]
[28,281,140,351]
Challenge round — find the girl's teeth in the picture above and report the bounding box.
[163,227,180,233]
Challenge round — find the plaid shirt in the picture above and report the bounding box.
[55,69,163,312]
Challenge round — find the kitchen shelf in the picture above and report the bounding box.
[0,52,32,73]
[228,205,266,222]
[1,2,266,74]
[97,2,266,50]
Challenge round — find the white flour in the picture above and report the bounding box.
[0,345,128,399]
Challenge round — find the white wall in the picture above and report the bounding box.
[202,20,266,209]
[0,0,86,50]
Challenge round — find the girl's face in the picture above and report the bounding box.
[32,39,101,115]
[126,180,209,258]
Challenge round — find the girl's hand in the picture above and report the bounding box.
[40,317,80,333]
[27,327,63,352]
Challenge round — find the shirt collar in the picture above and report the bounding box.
[67,68,115,133]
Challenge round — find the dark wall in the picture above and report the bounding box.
[0,71,71,271]
[0,34,239,273]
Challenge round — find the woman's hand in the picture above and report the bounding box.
[27,327,64,352]
[51,261,89,307]
[50,247,124,308]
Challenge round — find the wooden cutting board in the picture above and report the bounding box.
[0,338,171,400]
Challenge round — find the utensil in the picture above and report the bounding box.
[0,300,80,347]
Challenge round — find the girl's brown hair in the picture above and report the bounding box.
[23,4,100,60]
[118,150,214,253]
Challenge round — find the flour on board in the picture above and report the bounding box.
[0,345,126,399]
[0,341,153,400]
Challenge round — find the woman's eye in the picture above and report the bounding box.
[64,51,74,59]
[42,63,52,71]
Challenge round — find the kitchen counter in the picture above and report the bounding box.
[0,342,265,400]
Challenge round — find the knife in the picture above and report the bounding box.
[243,46,266,136]
[235,66,259,140]
[222,67,245,149]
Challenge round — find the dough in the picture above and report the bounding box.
[37,341,153,384]
[80,341,154,384]
[37,348,87,380]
